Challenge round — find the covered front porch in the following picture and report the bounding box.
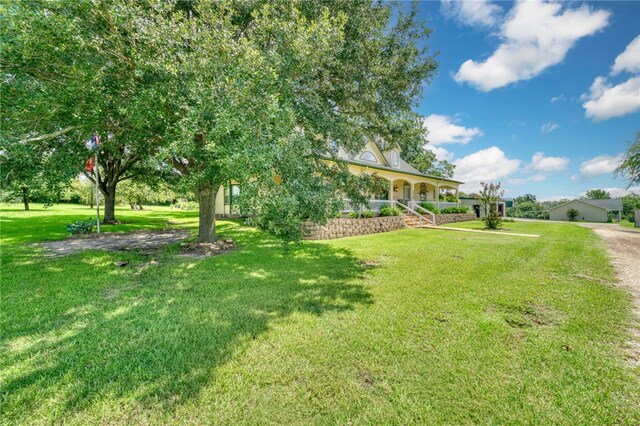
[345,178,461,212]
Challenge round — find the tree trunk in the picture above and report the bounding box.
[103,185,117,223]
[197,181,217,242]
[22,187,29,211]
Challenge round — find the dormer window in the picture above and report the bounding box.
[392,151,399,167]
[359,151,377,163]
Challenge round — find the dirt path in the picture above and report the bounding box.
[578,223,640,365]
[36,229,190,255]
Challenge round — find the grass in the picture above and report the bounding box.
[619,219,637,228]
[1,204,639,424]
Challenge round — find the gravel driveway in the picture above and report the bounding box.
[578,222,640,365]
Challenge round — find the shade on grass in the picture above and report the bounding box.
[1,204,638,424]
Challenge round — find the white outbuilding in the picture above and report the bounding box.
[548,198,623,222]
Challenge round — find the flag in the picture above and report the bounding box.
[86,134,101,151]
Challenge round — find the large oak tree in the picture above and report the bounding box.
[2,0,437,242]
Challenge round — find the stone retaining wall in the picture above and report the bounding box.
[434,213,477,225]
[304,216,405,240]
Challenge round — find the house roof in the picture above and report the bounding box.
[335,142,463,184]
[548,198,623,211]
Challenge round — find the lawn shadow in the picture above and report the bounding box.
[1,226,373,423]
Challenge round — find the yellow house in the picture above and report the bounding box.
[214,140,463,216]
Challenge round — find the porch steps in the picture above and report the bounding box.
[402,212,431,228]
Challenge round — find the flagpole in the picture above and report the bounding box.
[95,141,100,234]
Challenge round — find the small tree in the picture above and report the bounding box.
[616,131,640,188]
[475,182,504,229]
[567,208,579,221]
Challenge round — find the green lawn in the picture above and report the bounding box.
[1,204,638,424]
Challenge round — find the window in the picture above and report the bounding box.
[392,151,399,167]
[224,184,240,205]
[359,151,377,163]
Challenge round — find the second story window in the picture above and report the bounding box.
[392,151,399,167]
[359,151,377,163]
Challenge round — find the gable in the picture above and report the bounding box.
[352,140,389,166]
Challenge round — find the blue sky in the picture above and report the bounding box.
[413,0,639,199]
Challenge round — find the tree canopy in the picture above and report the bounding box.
[584,189,611,199]
[1,0,438,244]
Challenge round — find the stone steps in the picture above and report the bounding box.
[402,213,431,228]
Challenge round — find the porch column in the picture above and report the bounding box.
[436,183,440,210]
[389,181,394,206]
[455,188,459,204]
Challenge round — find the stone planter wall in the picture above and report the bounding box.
[434,213,477,225]
[303,216,405,240]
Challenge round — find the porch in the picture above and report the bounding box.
[343,178,461,213]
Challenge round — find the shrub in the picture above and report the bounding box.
[362,210,375,218]
[379,206,401,217]
[347,211,360,219]
[567,208,579,221]
[171,200,197,210]
[440,206,470,214]
[334,211,343,218]
[66,217,95,235]
[483,210,502,230]
[419,202,440,214]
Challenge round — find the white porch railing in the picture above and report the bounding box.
[408,201,436,224]
[343,199,392,212]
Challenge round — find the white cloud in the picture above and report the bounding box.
[424,114,483,145]
[454,1,610,91]
[530,152,569,172]
[579,154,623,179]
[440,0,502,28]
[581,76,640,121]
[425,144,453,162]
[550,94,566,103]
[540,122,560,133]
[611,35,640,75]
[508,174,547,185]
[453,146,521,192]
[602,186,640,198]
[571,174,579,182]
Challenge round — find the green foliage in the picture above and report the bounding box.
[507,201,549,220]
[379,206,401,217]
[403,149,455,179]
[483,210,502,229]
[515,194,537,204]
[65,217,95,235]
[440,206,470,214]
[584,189,611,199]
[2,0,437,243]
[621,195,640,221]
[171,200,198,211]
[3,205,639,424]
[347,211,360,219]
[334,211,344,218]
[567,208,580,221]
[475,182,504,218]
[616,131,640,187]
[362,210,375,218]
[419,202,440,214]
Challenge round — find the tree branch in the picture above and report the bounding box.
[19,126,78,143]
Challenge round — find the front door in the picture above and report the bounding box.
[403,181,411,202]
